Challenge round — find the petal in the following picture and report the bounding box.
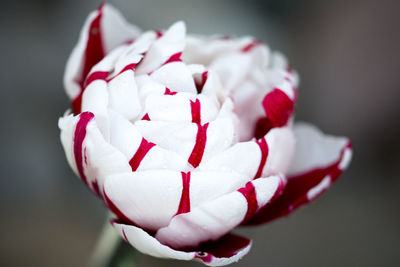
[112,222,195,260]
[112,222,251,266]
[134,120,198,160]
[103,170,250,231]
[108,69,142,120]
[198,141,261,178]
[288,123,352,176]
[104,170,183,231]
[155,175,284,249]
[261,126,295,177]
[136,21,186,75]
[150,62,197,94]
[64,3,140,102]
[144,93,219,123]
[59,112,131,197]
[245,123,352,225]
[108,112,189,172]
[202,99,238,162]
[199,126,294,180]
[193,233,251,266]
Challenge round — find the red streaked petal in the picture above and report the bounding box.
[194,233,251,265]
[112,222,251,266]
[245,123,352,225]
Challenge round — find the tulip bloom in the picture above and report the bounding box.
[59,4,352,266]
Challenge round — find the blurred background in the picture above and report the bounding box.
[1,0,399,266]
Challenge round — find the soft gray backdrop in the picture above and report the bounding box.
[1,0,399,266]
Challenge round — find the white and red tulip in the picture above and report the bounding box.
[59,4,352,266]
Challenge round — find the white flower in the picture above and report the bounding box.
[59,4,352,266]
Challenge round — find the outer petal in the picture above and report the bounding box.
[245,123,352,225]
[58,112,131,197]
[112,222,251,266]
[155,175,285,249]
[103,170,251,231]
[64,3,140,105]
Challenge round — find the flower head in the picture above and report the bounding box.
[59,4,352,266]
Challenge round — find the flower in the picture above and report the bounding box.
[59,4,352,266]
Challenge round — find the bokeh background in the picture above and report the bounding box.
[1,0,399,266]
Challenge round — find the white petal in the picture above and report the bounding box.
[108,70,142,120]
[104,170,183,231]
[288,122,351,177]
[59,113,131,196]
[136,21,186,75]
[64,4,140,100]
[262,126,295,177]
[113,222,195,260]
[150,62,197,94]
[203,99,238,161]
[135,120,197,160]
[144,93,219,123]
[155,175,284,249]
[198,141,261,178]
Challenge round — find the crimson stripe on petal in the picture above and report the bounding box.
[188,123,209,168]
[254,137,269,179]
[164,88,177,95]
[162,52,182,65]
[176,172,191,215]
[195,71,208,94]
[241,41,261,53]
[238,182,258,223]
[190,99,201,124]
[73,112,94,185]
[73,4,105,114]
[129,138,156,171]
[84,71,109,87]
[141,113,150,121]
[195,233,251,264]
[245,142,351,225]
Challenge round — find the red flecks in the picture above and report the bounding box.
[241,41,261,53]
[238,182,258,223]
[91,179,101,198]
[117,63,137,76]
[245,142,351,225]
[129,138,156,171]
[73,4,105,114]
[188,123,209,168]
[162,52,182,65]
[254,137,269,179]
[73,112,94,185]
[107,63,137,82]
[84,71,109,87]
[195,233,251,263]
[122,228,129,242]
[141,113,150,121]
[262,88,294,128]
[155,30,163,38]
[164,88,177,95]
[195,71,208,94]
[103,188,137,225]
[176,172,191,215]
[190,99,201,124]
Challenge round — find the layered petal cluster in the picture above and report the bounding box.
[59,4,352,266]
